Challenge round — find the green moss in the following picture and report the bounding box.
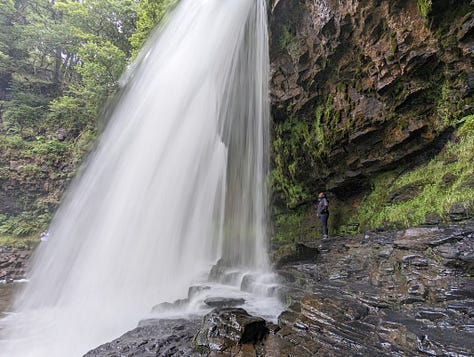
[0,211,50,237]
[390,32,398,54]
[0,135,29,150]
[271,95,349,208]
[31,139,68,156]
[279,25,304,61]
[0,234,39,249]
[434,78,461,131]
[273,205,319,243]
[417,0,432,19]
[356,115,474,230]
[457,114,474,138]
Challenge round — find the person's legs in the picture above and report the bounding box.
[319,214,329,239]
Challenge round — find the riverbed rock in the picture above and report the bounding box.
[203,297,245,308]
[449,201,471,221]
[272,242,320,267]
[84,318,202,357]
[193,307,268,353]
[85,221,474,356]
[272,220,474,356]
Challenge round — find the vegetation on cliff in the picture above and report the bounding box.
[356,114,474,230]
[0,0,174,243]
[1,0,473,246]
[270,0,474,242]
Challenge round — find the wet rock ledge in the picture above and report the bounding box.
[86,220,474,356]
[0,246,31,282]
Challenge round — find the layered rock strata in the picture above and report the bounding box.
[86,220,474,356]
[0,246,30,282]
[269,0,474,198]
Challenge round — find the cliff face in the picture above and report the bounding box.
[269,0,474,205]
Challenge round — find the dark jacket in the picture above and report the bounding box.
[317,197,329,216]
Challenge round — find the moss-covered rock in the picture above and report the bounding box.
[269,0,474,237]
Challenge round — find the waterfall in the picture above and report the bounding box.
[0,0,281,355]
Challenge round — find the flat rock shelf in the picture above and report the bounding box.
[85,220,474,356]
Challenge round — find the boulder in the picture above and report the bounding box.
[272,243,319,267]
[194,308,268,352]
[449,202,470,221]
[84,318,201,357]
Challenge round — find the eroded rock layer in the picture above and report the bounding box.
[85,221,474,356]
[269,0,474,199]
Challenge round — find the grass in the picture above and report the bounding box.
[356,115,474,230]
[0,234,39,249]
[417,0,432,19]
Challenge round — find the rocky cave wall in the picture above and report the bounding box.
[269,0,474,209]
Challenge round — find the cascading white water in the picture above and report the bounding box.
[0,0,281,356]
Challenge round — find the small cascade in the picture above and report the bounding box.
[148,261,283,324]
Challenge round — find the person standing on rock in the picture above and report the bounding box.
[317,192,329,240]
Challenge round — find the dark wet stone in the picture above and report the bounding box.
[84,318,202,357]
[445,288,474,300]
[393,227,444,249]
[437,245,460,259]
[86,221,474,356]
[194,307,268,352]
[272,243,319,267]
[449,202,470,221]
[208,258,232,282]
[220,271,243,285]
[401,254,428,267]
[240,273,257,293]
[0,247,31,281]
[301,294,369,322]
[441,172,456,186]
[415,310,449,321]
[203,297,245,308]
[424,213,441,225]
[387,183,423,203]
[269,220,474,356]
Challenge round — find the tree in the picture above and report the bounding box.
[0,0,139,237]
[130,0,178,56]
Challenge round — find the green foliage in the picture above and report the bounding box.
[434,77,462,131]
[48,94,94,134]
[1,134,27,150]
[54,0,138,58]
[77,41,126,91]
[417,0,432,19]
[2,91,49,132]
[356,115,474,230]
[31,139,68,156]
[273,205,318,243]
[0,211,49,237]
[279,25,304,61]
[0,234,39,249]
[271,96,346,208]
[271,115,315,207]
[130,0,178,56]
[72,129,97,158]
[457,114,474,138]
[0,0,144,243]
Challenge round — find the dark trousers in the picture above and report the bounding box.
[319,214,329,236]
